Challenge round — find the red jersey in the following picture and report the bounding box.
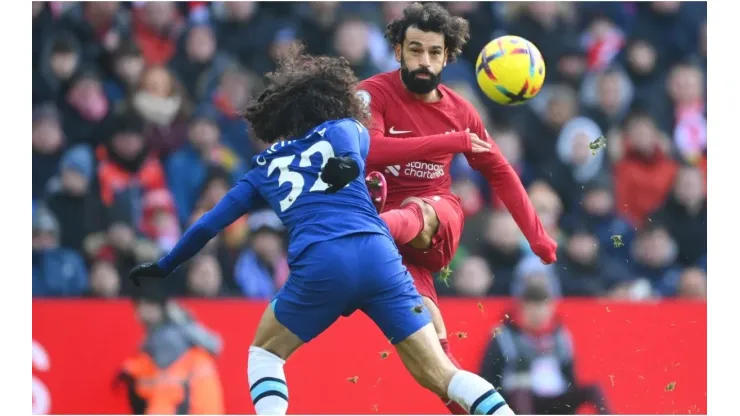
[358,70,556,261]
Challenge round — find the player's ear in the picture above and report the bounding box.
[444,49,448,67]
[394,44,402,62]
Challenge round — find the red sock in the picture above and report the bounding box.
[439,338,468,415]
[380,203,424,245]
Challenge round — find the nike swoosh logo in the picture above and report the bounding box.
[389,126,412,135]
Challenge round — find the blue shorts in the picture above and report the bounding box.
[272,232,431,344]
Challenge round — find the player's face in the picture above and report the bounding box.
[396,27,447,94]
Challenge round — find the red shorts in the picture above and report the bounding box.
[398,194,465,305]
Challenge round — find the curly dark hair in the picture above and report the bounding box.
[385,2,470,62]
[243,45,368,143]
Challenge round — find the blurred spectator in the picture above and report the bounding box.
[566,176,635,262]
[32,104,66,199]
[32,205,88,297]
[96,113,167,208]
[60,68,113,147]
[45,145,101,253]
[333,17,381,80]
[234,211,289,299]
[665,62,706,164]
[87,260,122,298]
[676,267,707,300]
[556,227,631,297]
[631,2,699,67]
[511,255,562,299]
[652,165,707,266]
[518,84,578,172]
[34,33,82,105]
[581,66,634,133]
[630,225,681,295]
[117,288,224,414]
[213,2,271,67]
[186,254,234,297]
[551,116,606,210]
[171,23,233,102]
[613,109,678,227]
[103,40,145,106]
[128,66,192,157]
[193,167,249,251]
[33,2,55,71]
[551,36,588,90]
[580,14,626,73]
[297,2,342,57]
[505,3,579,70]
[167,104,246,224]
[57,2,129,69]
[209,66,257,160]
[131,2,184,66]
[480,282,610,414]
[451,256,493,297]
[620,35,665,111]
[139,189,181,253]
[477,210,525,295]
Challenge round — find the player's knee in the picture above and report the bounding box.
[402,198,439,249]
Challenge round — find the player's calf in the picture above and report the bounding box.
[395,323,514,415]
[248,305,303,415]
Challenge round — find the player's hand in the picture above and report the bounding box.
[128,262,168,287]
[469,133,492,154]
[531,236,558,265]
[321,156,360,194]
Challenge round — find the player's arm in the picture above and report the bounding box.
[320,119,365,193]
[128,175,258,285]
[359,82,479,165]
[464,114,558,264]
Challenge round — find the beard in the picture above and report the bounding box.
[400,56,442,94]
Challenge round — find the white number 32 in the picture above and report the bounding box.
[267,140,335,212]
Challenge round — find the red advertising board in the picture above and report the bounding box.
[32,299,706,414]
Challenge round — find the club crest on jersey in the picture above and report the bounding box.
[356,90,371,108]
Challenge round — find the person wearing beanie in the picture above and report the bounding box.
[45,144,103,253]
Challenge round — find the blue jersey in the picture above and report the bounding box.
[157,118,390,273]
[247,118,389,262]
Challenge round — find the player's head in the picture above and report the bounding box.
[243,45,367,143]
[385,2,470,94]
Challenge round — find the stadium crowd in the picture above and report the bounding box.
[32,1,707,301]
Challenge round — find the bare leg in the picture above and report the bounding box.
[394,323,515,415]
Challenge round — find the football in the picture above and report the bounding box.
[475,35,546,105]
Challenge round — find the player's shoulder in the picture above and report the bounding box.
[439,83,483,120]
[358,71,397,97]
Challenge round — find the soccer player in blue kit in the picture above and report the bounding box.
[128,47,514,416]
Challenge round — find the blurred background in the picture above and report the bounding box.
[32,1,707,415]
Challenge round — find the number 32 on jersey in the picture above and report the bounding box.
[267,137,334,212]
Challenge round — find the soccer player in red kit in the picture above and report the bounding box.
[357,4,558,413]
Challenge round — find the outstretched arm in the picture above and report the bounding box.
[464,119,557,263]
[157,177,257,274]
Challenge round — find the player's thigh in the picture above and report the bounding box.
[251,302,304,360]
[393,322,458,398]
[360,265,432,345]
[272,276,352,345]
